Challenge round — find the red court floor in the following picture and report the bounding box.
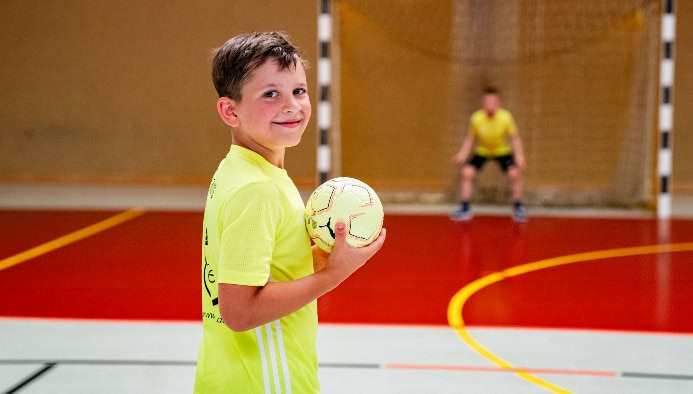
[1,209,692,333]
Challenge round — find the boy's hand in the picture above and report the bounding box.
[312,244,330,272]
[325,221,386,279]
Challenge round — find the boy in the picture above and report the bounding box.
[194,32,386,393]
[451,87,528,222]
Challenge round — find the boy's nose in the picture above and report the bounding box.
[282,96,301,113]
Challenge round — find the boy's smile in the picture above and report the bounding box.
[220,58,311,167]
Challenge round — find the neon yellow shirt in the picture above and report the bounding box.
[195,145,318,393]
[469,108,518,157]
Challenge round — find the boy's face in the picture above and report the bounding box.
[482,93,500,117]
[226,58,311,155]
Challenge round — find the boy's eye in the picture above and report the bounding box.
[263,91,279,98]
[294,88,307,95]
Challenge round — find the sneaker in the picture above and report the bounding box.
[450,207,473,222]
[512,205,529,222]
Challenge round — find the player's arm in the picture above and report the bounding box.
[218,222,386,332]
[453,133,475,164]
[510,133,525,170]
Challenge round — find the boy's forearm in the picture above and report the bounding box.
[455,135,474,162]
[511,134,522,150]
[218,267,350,332]
[219,225,385,332]
[511,135,525,167]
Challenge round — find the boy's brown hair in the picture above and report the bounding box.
[211,31,308,100]
[483,86,499,96]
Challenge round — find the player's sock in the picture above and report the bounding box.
[512,201,528,222]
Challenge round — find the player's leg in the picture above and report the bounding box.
[452,156,484,221]
[461,164,476,202]
[499,155,528,222]
[508,166,523,201]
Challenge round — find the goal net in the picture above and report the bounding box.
[333,0,661,208]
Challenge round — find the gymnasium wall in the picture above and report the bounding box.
[0,1,691,206]
[0,1,319,187]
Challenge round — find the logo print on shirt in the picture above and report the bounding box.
[202,228,218,306]
[203,256,218,306]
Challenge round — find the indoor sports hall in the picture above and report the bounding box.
[2,1,693,393]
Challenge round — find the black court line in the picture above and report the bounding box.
[0,359,195,367]
[0,359,378,369]
[3,362,55,394]
[622,372,693,381]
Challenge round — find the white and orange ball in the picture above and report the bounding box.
[305,177,384,252]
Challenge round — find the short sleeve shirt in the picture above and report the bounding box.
[469,108,518,157]
[195,145,318,393]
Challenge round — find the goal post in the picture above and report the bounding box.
[328,0,662,209]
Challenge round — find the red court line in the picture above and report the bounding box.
[385,363,617,377]
[464,324,693,337]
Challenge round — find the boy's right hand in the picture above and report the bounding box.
[326,221,386,279]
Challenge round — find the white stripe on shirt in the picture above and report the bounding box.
[255,327,271,393]
[265,323,282,392]
[275,319,292,394]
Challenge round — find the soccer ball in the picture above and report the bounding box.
[305,177,384,252]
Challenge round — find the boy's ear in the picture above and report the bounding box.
[217,97,240,127]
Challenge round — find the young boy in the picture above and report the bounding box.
[194,32,386,393]
[451,87,528,222]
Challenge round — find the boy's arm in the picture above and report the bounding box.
[218,221,386,332]
[511,133,525,170]
[453,133,475,164]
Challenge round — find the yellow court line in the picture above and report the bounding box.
[447,242,693,394]
[0,208,146,272]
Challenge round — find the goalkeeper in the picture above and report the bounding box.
[451,87,528,222]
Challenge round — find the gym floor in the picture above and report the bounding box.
[1,184,692,393]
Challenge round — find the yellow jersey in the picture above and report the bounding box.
[469,108,518,157]
[195,145,318,393]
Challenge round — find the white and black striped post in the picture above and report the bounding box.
[658,0,676,219]
[317,0,332,184]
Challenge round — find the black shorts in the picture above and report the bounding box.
[467,154,515,172]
